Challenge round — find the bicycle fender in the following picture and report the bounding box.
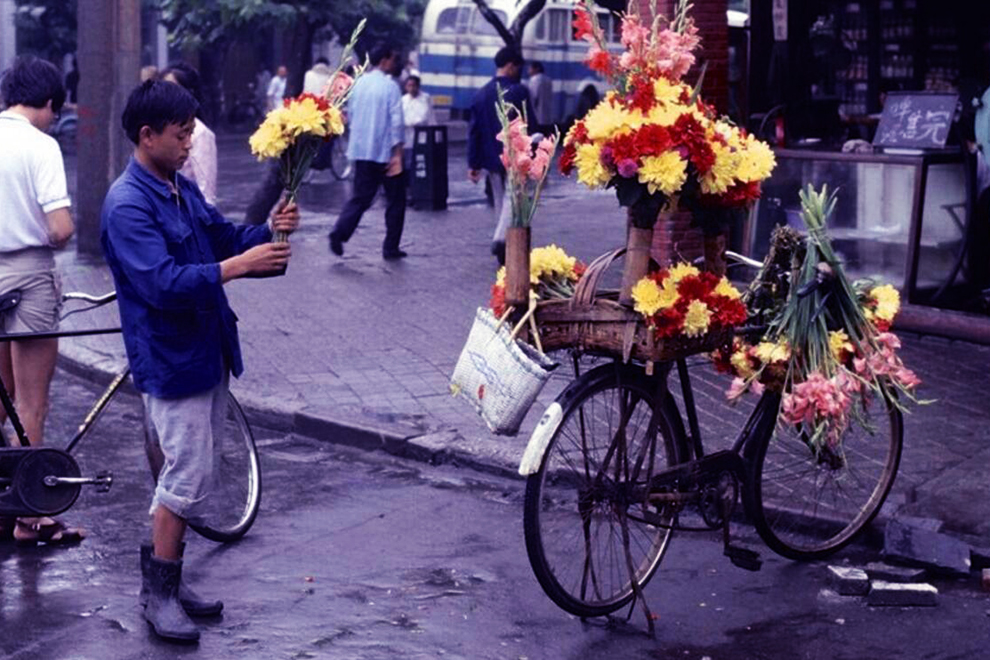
[518,402,563,476]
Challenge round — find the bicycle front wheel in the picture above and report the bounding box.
[523,363,685,618]
[145,393,262,543]
[751,393,903,560]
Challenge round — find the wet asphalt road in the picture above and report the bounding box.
[2,370,989,660]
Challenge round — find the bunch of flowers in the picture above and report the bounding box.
[496,88,559,228]
[630,262,748,340]
[712,185,923,451]
[558,0,776,229]
[490,245,586,318]
[249,20,367,241]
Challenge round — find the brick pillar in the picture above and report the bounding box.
[637,0,729,113]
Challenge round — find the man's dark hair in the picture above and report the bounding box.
[406,75,421,86]
[495,47,523,69]
[121,80,198,145]
[315,57,330,66]
[162,61,203,105]
[369,42,396,66]
[0,56,66,113]
[529,61,544,74]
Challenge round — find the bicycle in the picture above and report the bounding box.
[520,252,902,631]
[49,105,78,156]
[0,291,262,542]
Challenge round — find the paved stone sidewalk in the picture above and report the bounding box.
[53,130,990,547]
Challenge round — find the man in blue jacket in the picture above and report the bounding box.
[101,80,299,643]
[468,47,535,265]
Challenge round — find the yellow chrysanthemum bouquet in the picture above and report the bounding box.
[249,20,367,242]
[559,0,776,231]
[490,245,586,318]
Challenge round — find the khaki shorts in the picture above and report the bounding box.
[0,248,61,335]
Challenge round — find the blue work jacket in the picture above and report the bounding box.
[468,76,535,174]
[100,158,273,398]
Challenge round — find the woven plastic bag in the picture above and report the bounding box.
[450,306,557,436]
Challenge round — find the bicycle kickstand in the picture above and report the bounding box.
[721,499,762,572]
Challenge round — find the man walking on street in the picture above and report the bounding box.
[101,80,300,643]
[468,47,534,265]
[266,65,288,111]
[328,42,407,260]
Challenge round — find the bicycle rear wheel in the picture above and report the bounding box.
[145,393,262,543]
[750,393,902,560]
[523,363,685,618]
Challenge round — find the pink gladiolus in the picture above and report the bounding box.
[530,148,550,181]
[324,72,353,103]
[727,377,748,401]
[895,367,921,389]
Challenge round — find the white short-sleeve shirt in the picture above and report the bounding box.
[0,110,71,252]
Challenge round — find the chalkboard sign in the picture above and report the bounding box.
[873,92,958,150]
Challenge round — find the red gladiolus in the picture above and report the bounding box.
[573,8,593,41]
[558,143,577,174]
[586,48,613,75]
[490,284,506,318]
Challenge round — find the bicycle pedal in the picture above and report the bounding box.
[95,471,113,493]
[724,545,762,571]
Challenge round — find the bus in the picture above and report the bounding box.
[416,0,622,124]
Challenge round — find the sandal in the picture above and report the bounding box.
[14,517,86,547]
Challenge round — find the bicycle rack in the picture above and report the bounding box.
[0,447,113,516]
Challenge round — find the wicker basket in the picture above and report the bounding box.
[532,248,733,363]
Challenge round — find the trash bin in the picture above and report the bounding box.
[411,125,448,210]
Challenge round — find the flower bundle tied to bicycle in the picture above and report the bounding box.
[249,20,368,242]
[712,185,927,452]
[558,0,777,233]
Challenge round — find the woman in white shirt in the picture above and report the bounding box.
[162,63,218,205]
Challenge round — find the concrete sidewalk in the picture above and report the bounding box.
[54,130,990,550]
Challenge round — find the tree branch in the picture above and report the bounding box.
[509,0,547,45]
[471,0,516,48]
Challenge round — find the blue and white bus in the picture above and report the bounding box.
[416,0,622,123]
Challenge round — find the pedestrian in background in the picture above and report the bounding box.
[162,62,217,205]
[468,47,534,265]
[140,65,159,83]
[328,42,408,260]
[401,74,435,195]
[527,61,553,135]
[303,57,332,95]
[0,56,81,546]
[266,65,288,111]
[101,80,300,643]
[64,55,79,105]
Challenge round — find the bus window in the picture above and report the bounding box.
[436,7,461,34]
[548,8,569,42]
[534,14,547,41]
[471,8,508,36]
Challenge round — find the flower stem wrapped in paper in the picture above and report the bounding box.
[496,86,559,228]
[249,20,368,242]
[559,0,776,233]
[712,184,927,453]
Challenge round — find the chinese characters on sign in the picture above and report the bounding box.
[873,93,958,149]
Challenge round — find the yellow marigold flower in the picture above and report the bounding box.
[657,281,679,309]
[631,278,663,317]
[700,142,739,195]
[667,262,700,284]
[575,143,611,188]
[735,135,776,182]
[281,97,328,137]
[714,276,742,300]
[638,152,687,196]
[829,329,854,360]
[653,78,686,105]
[326,106,345,136]
[248,119,289,160]
[754,339,790,364]
[583,100,640,141]
[870,284,900,321]
[495,266,506,287]
[683,300,712,337]
[730,349,755,378]
[647,103,684,127]
[530,245,577,283]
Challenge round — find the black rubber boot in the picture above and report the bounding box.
[140,544,223,616]
[144,554,200,643]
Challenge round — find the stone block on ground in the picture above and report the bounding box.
[867,581,938,607]
[827,566,870,596]
[883,518,972,575]
[864,562,927,583]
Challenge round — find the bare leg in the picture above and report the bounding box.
[153,505,187,561]
[10,337,58,446]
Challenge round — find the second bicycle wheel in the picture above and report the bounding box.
[523,363,685,618]
[145,392,262,543]
[750,392,903,560]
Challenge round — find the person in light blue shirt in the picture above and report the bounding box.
[329,42,408,259]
